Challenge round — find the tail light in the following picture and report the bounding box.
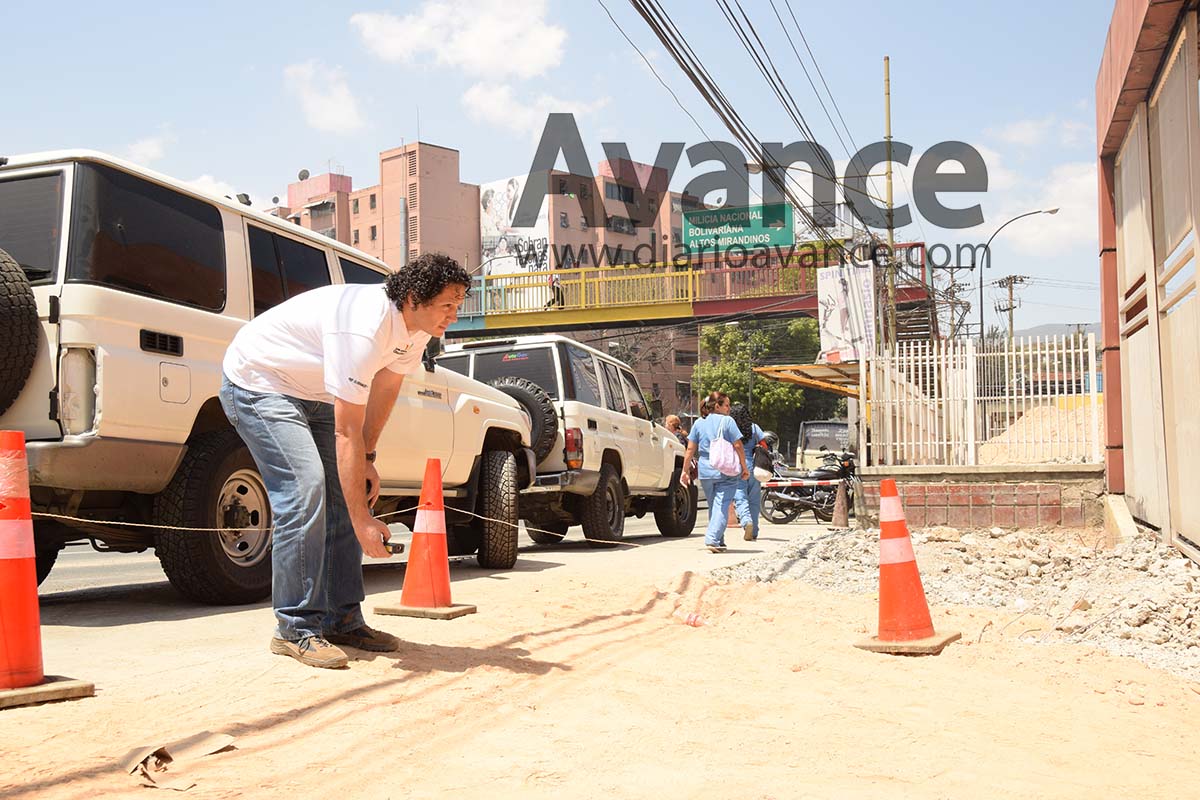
[564,427,583,469]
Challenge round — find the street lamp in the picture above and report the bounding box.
[977,208,1059,338]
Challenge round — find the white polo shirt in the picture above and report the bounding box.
[223,284,430,405]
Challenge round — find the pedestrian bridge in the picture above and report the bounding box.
[445,259,929,338]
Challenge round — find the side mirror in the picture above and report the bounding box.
[423,337,442,372]
[819,445,828,452]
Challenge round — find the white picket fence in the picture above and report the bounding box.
[863,335,1102,467]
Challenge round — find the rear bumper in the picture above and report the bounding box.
[26,435,187,494]
[522,468,601,496]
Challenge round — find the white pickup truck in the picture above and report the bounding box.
[438,335,697,545]
[0,150,535,604]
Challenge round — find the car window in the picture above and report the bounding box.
[0,172,64,286]
[339,257,386,284]
[801,423,848,452]
[275,234,331,297]
[248,226,286,316]
[437,353,470,377]
[619,369,650,420]
[471,347,560,399]
[565,345,602,406]
[67,163,225,310]
[599,361,627,413]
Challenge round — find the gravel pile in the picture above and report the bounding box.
[712,525,1200,680]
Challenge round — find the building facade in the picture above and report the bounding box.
[1096,0,1200,558]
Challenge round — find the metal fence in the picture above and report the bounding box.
[863,334,1102,466]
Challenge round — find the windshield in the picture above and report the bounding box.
[800,422,848,453]
[0,172,65,285]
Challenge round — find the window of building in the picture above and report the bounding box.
[67,163,226,310]
[559,211,569,228]
[352,198,359,215]
[352,229,359,245]
[558,178,569,195]
[369,193,377,210]
[579,183,590,199]
[605,182,636,204]
[673,349,699,366]
[339,257,386,284]
[579,248,590,266]
[672,227,682,243]
[370,225,377,241]
[606,215,636,235]
[580,215,589,230]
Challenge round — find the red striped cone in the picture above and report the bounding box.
[0,431,93,708]
[854,479,960,655]
[375,458,476,620]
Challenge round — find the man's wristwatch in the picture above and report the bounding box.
[365,450,377,463]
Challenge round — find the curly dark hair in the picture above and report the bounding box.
[729,402,754,442]
[384,253,472,309]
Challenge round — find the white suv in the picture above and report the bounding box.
[0,151,534,603]
[438,335,697,544]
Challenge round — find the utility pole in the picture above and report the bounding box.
[884,56,896,346]
[993,275,1027,341]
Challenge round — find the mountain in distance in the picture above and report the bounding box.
[1014,322,1100,339]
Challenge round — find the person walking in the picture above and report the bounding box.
[220,253,471,669]
[729,402,766,542]
[681,391,748,553]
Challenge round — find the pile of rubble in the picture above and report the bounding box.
[713,525,1200,680]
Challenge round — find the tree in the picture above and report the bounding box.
[692,318,844,445]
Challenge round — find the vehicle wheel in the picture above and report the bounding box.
[488,376,558,461]
[761,494,800,525]
[34,544,62,585]
[476,450,519,569]
[654,471,697,537]
[448,528,481,557]
[154,429,273,604]
[527,520,568,545]
[581,463,625,547]
[0,247,39,416]
[813,505,834,523]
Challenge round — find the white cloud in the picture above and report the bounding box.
[991,115,1091,149]
[351,1,566,80]
[462,82,610,139]
[996,161,1097,256]
[185,175,238,200]
[123,128,174,165]
[283,60,365,134]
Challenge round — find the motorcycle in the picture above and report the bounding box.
[760,446,859,524]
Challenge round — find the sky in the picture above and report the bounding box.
[5,0,1111,329]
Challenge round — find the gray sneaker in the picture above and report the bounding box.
[270,636,349,669]
[743,522,755,541]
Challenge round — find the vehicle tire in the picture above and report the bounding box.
[488,376,558,461]
[448,528,481,557]
[475,450,519,569]
[153,429,273,605]
[761,494,801,525]
[581,463,625,547]
[654,471,697,537]
[35,544,61,586]
[527,520,568,545]
[813,505,834,523]
[0,247,39,417]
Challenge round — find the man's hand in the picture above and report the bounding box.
[366,462,381,508]
[354,514,392,559]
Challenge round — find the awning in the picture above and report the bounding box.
[753,362,860,398]
[302,198,334,209]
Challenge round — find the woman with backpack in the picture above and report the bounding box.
[681,391,749,553]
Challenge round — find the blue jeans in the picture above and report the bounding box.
[700,475,740,547]
[734,477,761,540]
[219,377,365,641]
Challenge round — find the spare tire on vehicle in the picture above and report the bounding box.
[488,376,558,461]
[0,247,40,417]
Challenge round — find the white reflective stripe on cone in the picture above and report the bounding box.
[879,536,915,565]
[879,495,905,523]
[413,508,446,535]
[0,519,35,559]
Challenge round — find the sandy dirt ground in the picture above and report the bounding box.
[5,519,1200,799]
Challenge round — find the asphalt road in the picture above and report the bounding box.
[37,515,820,605]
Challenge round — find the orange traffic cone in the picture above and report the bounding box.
[0,431,93,708]
[375,458,477,620]
[854,479,960,655]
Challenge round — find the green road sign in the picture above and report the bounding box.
[683,203,795,251]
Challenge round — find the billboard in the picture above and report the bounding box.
[480,175,549,277]
[682,203,794,251]
[817,265,875,363]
